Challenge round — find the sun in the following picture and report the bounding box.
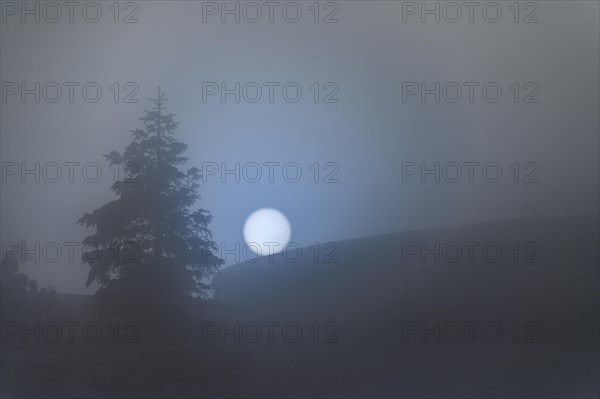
[243,208,292,255]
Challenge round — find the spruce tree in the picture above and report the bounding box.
[78,90,222,313]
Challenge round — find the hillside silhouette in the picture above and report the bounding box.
[213,215,599,397]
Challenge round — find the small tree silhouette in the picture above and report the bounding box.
[1,253,59,320]
[78,90,223,314]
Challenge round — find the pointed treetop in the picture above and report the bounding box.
[148,87,168,113]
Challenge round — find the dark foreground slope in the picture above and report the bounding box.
[214,215,599,397]
[2,216,597,397]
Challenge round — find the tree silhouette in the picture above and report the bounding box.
[78,90,223,314]
[1,252,59,320]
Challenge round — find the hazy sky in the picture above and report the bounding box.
[1,1,598,294]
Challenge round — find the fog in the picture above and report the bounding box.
[1,2,598,293]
